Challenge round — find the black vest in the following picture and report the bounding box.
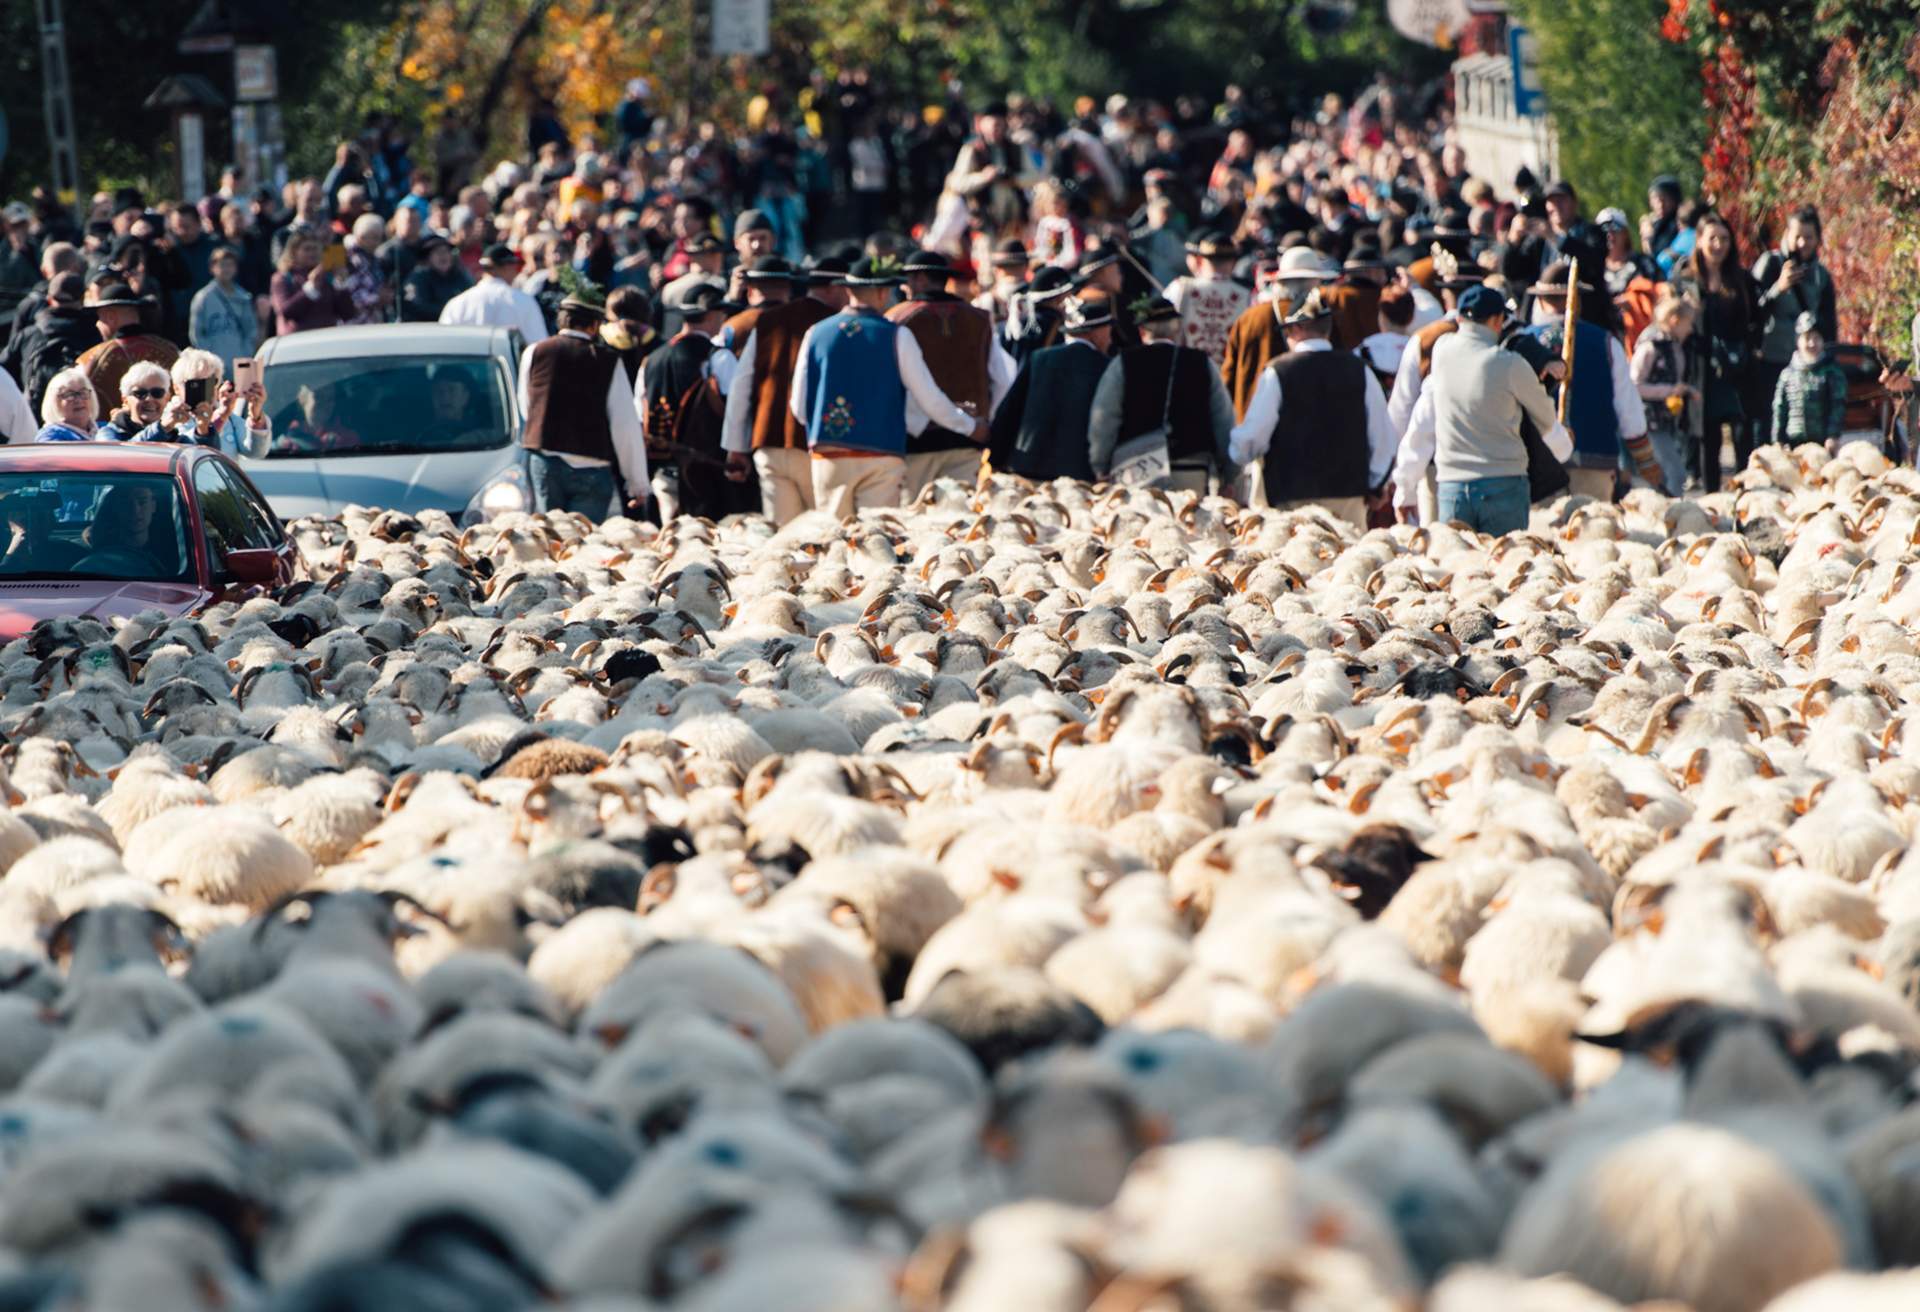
[523,333,621,461]
[641,334,715,446]
[1118,342,1216,465]
[992,341,1106,482]
[1262,349,1370,500]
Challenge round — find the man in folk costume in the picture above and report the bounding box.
[1002,264,1075,367]
[1322,239,1391,351]
[1387,246,1487,523]
[1073,246,1140,354]
[1088,295,1236,495]
[641,280,745,521]
[1227,289,1395,529]
[718,256,797,355]
[517,280,649,522]
[1163,229,1249,364]
[722,257,848,525]
[1220,247,1338,420]
[989,295,1115,483]
[972,239,1030,333]
[888,249,1016,498]
[1220,246,1338,506]
[1521,258,1661,502]
[789,256,984,520]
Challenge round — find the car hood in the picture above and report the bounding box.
[238,450,518,519]
[0,580,210,642]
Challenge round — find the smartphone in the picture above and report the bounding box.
[183,378,213,407]
[233,359,258,394]
[320,244,348,275]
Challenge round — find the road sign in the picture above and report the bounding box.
[711,0,769,56]
[1510,23,1545,117]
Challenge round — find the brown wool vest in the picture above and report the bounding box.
[522,333,621,461]
[886,297,993,417]
[747,296,834,451]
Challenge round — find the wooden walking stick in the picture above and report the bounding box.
[1559,258,1580,433]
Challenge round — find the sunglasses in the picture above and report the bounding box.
[127,387,168,401]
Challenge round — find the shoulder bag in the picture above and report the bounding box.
[1110,348,1178,488]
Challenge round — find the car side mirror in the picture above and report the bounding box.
[222,547,279,584]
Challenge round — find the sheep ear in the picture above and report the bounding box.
[1575,1029,1636,1051]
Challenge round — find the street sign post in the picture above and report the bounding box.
[1509,23,1545,117]
[711,0,770,56]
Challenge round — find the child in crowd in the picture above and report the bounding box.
[1770,310,1848,448]
[1630,291,1702,495]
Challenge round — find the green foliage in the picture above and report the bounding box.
[1507,0,1705,223]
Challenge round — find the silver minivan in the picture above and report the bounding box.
[238,324,532,522]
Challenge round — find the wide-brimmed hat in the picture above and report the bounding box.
[1280,289,1334,327]
[990,239,1031,268]
[479,243,522,270]
[1342,244,1392,273]
[806,256,850,286]
[1028,265,1076,302]
[1131,294,1180,327]
[1062,296,1114,332]
[1184,230,1235,259]
[684,231,724,255]
[900,248,954,278]
[1528,259,1598,297]
[1076,248,1122,279]
[743,256,795,282]
[842,256,904,287]
[671,279,726,315]
[88,282,145,310]
[1275,247,1339,281]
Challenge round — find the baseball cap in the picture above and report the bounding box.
[47,272,84,305]
[1794,311,1822,336]
[1595,207,1630,232]
[2,203,31,226]
[1457,285,1508,322]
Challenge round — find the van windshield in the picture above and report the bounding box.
[262,355,511,458]
[0,472,193,582]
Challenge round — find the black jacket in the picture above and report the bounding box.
[990,339,1108,482]
[400,264,474,323]
[16,306,100,414]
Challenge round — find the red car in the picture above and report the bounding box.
[0,443,306,642]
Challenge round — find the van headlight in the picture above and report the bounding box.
[464,468,530,524]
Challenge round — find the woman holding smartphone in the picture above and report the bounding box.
[124,349,272,457]
[269,230,356,337]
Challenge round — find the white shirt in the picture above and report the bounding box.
[0,369,36,445]
[1357,331,1408,384]
[1386,317,1444,440]
[787,311,977,443]
[1227,338,1397,486]
[515,330,649,492]
[1392,380,1574,509]
[440,275,551,347]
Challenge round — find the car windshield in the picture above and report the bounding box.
[0,471,193,583]
[262,355,511,458]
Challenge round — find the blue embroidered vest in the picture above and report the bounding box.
[1524,317,1621,469]
[802,310,909,455]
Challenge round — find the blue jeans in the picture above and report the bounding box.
[528,451,617,521]
[1435,475,1530,535]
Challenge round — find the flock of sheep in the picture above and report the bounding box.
[9,441,1920,1309]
